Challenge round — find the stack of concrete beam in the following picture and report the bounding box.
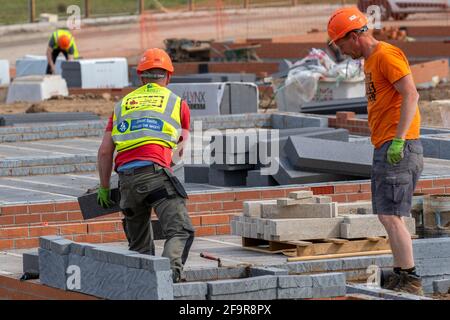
[61,58,129,89]
[0,155,97,176]
[285,136,373,177]
[15,55,63,76]
[413,237,450,294]
[38,236,173,300]
[0,121,104,141]
[0,59,10,85]
[168,82,258,117]
[6,75,68,103]
[340,215,416,239]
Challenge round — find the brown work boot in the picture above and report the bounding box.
[382,272,401,290]
[394,272,424,296]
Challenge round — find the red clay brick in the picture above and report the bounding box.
[0,215,14,226]
[88,222,117,233]
[360,183,371,192]
[41,212,68,223]
[433,178,450,188]
[201,214,229,225]
[210,192,235,201]
[216,225,231,235]
[334,184,360,194]
[28,203,55,214]
[73,234,103,243]
[235,190,261,201]
[186,203,197,212]
[67,212,84,221]
[92,212,123,220]
[336,111,356,121]
[222,201,244,211]
[0,227,28,239]
[1,205,28,215]
[421,188,447,195]
[194,226,216,237]
[261,189,285,199]
[311,186,334,195]
[54,202,80,212]
[196,202,223,212]
[29,226,59,237]
[59,224,88,235]
[14,214,41,225]
[417,180,433,189]
[347,193,372,202]
[101,232,127,243]
[189,194,212,203]
[14,238,39,249]
[190,216,201,226]
[330,194,348,203]
[0,239,14,250]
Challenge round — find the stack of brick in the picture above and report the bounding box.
[231,191,415,241]
[38,236,173,300]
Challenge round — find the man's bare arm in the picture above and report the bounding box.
[97,131,115,188]
[393,74,419,139]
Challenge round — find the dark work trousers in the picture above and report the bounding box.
[118,165,194,283]
[46,49,68,74]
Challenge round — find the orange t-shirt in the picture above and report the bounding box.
[364,41,420,148]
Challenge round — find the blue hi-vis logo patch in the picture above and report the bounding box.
[117,121,129,133]
[130,118,164,132]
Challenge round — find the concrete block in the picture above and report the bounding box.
[184,164,209,184]
[421,137,440,158]
[69,242,97,256]
[184,268,219,282]
[50,239,73,255]
[243,200,276,217]
[250,267,288,277]
[285,136,373,177]
[175,295,207,300]
[272,157,348,185]
[6,75,68,103]
[246,169,278,187]
[207,275,277,295]
[38,248,68,290]
[0,59,10,85]
[413,238,450,259]
[416,257,450,276]
[288,190,314,200]
[277,287,313,299]
[346,283,433,300]
[312,285,346,298]
[337,201,373,215]
[208,167,248,186]
[39,235,63,251]
[277,275,313,288]
[125,269,174,300]
[208,288,277,300]
[85,246,139,267]
[218,266,248,279]
[276,197,314,206]
[311,273,346,288]
[261,203,336,219]
[16,55,63,76]
[270,113,328,129]
[22,250,39,274]
[314,196,332,204]
[341,256,378,270]
[173,282,208,298]
[432,278,450,294]
[127,253,171,272]
[62,58,129,89]
[268,217,344,241]
[340,215,415,239]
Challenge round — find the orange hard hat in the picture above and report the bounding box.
[58,34,71,50]
[137,48,174,74]
[327,7,368,44]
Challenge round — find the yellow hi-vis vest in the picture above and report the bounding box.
[111,83,182,153]
[51,29,79,59]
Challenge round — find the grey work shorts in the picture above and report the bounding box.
[371,139,423,217]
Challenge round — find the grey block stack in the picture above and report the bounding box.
[285,136,373,177]
[38,236,173,300]
[413,238,450,294]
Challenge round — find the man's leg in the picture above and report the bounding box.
[154,195,194,283]
[121,206,154,255]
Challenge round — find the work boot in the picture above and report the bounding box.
[382,271,401,290]
[394,272,424,296]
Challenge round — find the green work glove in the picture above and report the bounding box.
[387,138,405,165]
[97,187,114,209]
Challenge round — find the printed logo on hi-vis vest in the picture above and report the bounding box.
[124,95,165,111]
[130,118,164,132]
[117,121,129,133]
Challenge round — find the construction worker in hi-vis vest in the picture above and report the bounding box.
[97,48,194,283]
[46,29,79,74]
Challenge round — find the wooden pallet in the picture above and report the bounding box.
[241,237,393,259]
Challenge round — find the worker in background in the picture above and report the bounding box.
[96,48,194,283]
[328,7,423,295]
[46,29,79,74]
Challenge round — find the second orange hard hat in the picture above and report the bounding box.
[58,34,71,50]
[327,7,368,44]
[137,48,174,74]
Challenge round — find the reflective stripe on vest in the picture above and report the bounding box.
[111,84,182,152]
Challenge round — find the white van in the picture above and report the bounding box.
[357,0,450,20]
